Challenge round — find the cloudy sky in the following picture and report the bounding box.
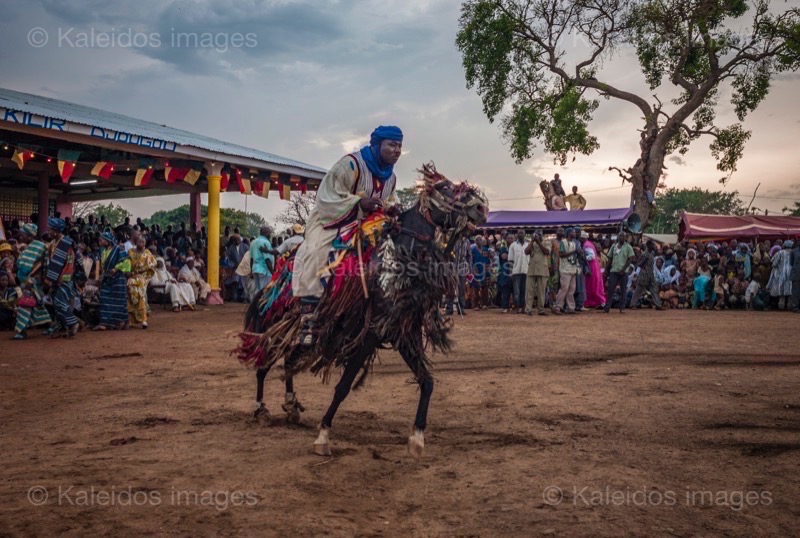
[2,0,799,221]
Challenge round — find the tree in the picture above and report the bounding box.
[783,201,800,216]
[394,186,420,210]
[72,201,132,227]
[144,205,268,238]
[276,193,316,227]
[456,0,800,227]
[648,187,745,233]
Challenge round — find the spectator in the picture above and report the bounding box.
[507,229,529,313]
[553,227,580,314]
[524,231,550,315]
[604,232,635,314]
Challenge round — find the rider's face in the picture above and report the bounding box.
[379,140,402,165]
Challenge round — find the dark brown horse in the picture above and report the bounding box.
[237,165,488,458]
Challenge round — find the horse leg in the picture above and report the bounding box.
[282,373,306,424]
[314,334,378,456]
[399,346,434,460]
[254,366,271,423]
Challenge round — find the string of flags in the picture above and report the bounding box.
[0,140,317,197]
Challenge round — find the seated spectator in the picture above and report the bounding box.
[178,257,211,306]
[150,250,195,311]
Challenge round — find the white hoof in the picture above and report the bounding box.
[313,427,332,457]
[408,428,425,460]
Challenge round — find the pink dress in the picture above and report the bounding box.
[583,240,606,308]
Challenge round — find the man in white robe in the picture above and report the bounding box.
[178,257,211,305]
[293,125,403,345]
[150,254,195,310]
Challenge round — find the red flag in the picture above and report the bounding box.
[91,161,114,179]
[134,168,154,187]
[165,167,190,183]
[220,172,230,191]
[58,161,76,183]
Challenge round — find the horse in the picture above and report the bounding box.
[236,164,488,458]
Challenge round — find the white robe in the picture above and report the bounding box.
[179,264,211,301]
[150,257,195,306]
[292,152,397,298]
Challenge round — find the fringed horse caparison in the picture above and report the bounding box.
[235,163,488,458]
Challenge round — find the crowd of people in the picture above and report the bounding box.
[0,213,302,340]
[3,211,798,341]
[444,228,800,316]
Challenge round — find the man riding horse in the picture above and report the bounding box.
[293,125,403,347]
[237,126,489,458]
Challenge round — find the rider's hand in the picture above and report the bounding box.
[358,197,384,213]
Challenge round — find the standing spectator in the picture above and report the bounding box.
[470,244,490,309]
[127,236,156,329]
[496,247,513,312]
[250,225,275,292]
[507,229,529,313]
[604,232,635,314]
[630,240,663,309]
[790,241,800,313]
[573,228,587,311]
[524,231,550,315]
[582,232,606,309]
[767,240,793,310]
[95,232,130,331]
[553,228,580,314]
[13,223,51,340]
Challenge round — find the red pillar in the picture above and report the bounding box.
[37,172,49,236]
[189,191,202,230]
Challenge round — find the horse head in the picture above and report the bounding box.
[416,163,488,234]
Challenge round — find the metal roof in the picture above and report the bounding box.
[0,87,327,176]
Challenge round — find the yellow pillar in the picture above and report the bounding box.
[206,173,223,304]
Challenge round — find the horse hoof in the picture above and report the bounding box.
[313,427,331,456]
[408,429,425,460]
[253,403,271,424]
[286,409,301,425]
[313,443,332,457]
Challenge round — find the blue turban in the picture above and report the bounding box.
[101,231,116,244]
[20,223,38,237]
[565,227,574,236]
[360,125,403,183]
[48,217,66,233]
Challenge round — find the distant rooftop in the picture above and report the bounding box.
[0,87,326,177]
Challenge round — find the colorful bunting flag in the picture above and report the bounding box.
[91,161,114,179]
[165,167,190,183]
[220,172,230,191]
[57,150,80,184]
[11,149,29,170]
[135,167,154,187]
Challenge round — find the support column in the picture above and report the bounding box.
[56,194,73,219]
[204,161,224,305]
[189,191,202,230]
[37,172,49,237]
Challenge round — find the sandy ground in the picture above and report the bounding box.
[1,304,799,536]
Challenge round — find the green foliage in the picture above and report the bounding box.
[144,205,267,238]
[783,201,800,216]
[456,0,800,217]
[648,187,746,233]
[72,201,131,227]
[394,186,420,210]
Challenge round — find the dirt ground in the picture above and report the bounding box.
[1,304,799,537]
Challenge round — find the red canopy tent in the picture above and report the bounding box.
[679,211,800,241]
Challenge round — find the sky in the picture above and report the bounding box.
[2,0,799,222]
